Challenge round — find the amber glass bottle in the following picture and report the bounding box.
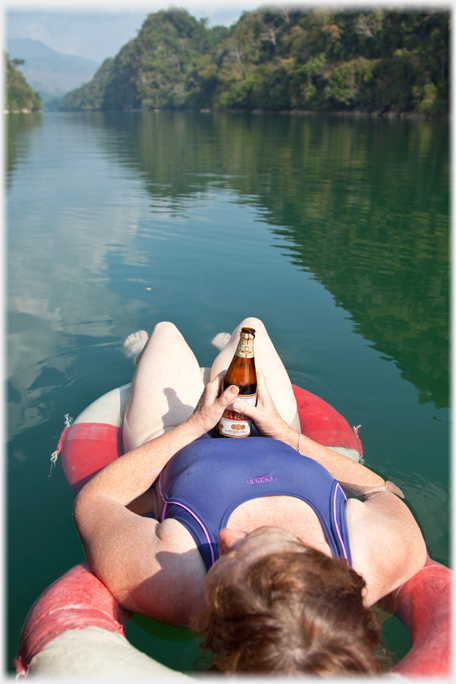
[217,327,257,437]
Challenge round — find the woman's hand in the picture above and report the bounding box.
[186,373,239,436]
[232,369,294,442]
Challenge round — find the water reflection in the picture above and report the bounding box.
[6,110,449,673]
[403,475,449,563]
[5,113,42,189]
[71,111,449,409]
[7,115,155,441]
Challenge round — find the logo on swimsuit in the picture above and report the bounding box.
[247,473,277,485]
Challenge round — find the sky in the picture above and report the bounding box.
[5,1,263,63]
[4,0,444,64]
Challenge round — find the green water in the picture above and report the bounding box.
[6,111,449,673]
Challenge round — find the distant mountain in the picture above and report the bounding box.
[6,38,100,106]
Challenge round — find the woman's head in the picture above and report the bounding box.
[193,527,383,675]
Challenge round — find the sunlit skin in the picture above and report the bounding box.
[218,526,306,562]
[206,526,309,598]
[74,318,427,626]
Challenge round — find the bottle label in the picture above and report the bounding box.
[235,334,254,359]
[218,394,256,437]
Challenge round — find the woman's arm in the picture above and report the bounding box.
[73,376,239,622]
[76,375,239,506]
[236,371,426,603]
[234,370,387,489]
[347,491,427,605]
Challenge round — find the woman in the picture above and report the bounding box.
[74,318,427,674]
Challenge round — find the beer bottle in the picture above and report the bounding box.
[217,327,257,437]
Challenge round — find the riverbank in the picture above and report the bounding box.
[57,107,445,120]
[212,108,446,120]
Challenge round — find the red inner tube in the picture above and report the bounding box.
[62,385,362,494]
[15,384,451,677]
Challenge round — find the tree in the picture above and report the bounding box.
[58,8,449,115]
[5,53,41,112]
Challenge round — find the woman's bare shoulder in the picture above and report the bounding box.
[123,518,207,624]
[345,493,427,605]
[75,493,207,625]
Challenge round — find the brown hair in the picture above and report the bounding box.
[192,547,385,675]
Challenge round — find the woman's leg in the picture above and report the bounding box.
[210,317,300,430]
[123,322,204,450]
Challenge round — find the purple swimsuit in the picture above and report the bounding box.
[154,434,352,571]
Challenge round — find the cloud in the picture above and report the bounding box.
[23,20,50,42]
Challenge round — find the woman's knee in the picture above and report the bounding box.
[151,321,178,335]
[149,321,186,344]
[140,321,186,356]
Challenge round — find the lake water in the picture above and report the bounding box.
[6,111,449,673]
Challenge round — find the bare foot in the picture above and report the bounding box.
[211,332,231,351]
[123,330,149,366]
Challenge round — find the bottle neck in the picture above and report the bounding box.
[234,333,255,359]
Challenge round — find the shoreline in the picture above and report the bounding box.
[215,109,446,120]
[8,108,447,120]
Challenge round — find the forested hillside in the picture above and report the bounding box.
[59,7,448,115]
[5,54,42,112]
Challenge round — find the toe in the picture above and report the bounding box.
[211,332,231,351]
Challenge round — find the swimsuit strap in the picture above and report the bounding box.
[155,436,352,570]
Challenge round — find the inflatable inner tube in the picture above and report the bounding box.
[15,380,450,678]
[61,382,363,495]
